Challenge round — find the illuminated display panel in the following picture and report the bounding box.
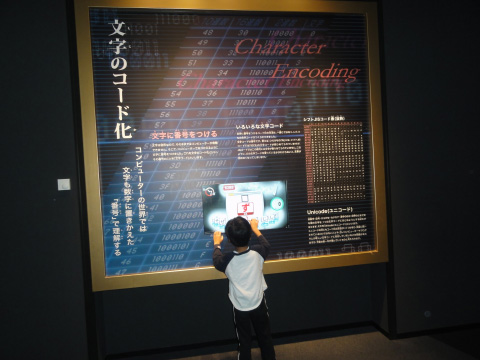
[202,180,289,233]
[74,0,388,291]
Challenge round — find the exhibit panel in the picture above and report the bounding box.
[74,0,388,291]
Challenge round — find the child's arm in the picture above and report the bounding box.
[250,219,271,258]
[212,231,233,272]
[213,231,224,249]
[250,218,262,237]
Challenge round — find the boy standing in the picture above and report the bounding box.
[213,217,276,360]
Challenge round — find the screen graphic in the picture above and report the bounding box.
[90,9,375,276]
[202,181,288,233]
[75,1,388,289]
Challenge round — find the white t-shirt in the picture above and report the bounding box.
[213,235,271,311]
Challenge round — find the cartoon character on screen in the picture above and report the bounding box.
[238,195,254,216]
[226,192,264,221]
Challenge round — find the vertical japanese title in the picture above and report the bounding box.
[108,19,147,258]
[109,19,134,140]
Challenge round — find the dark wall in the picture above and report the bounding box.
[2,0,479,359]
[381,0,480,334]
[2,1,90,360]
[98,266,374,355]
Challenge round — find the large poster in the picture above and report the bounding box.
[75,0,388,291]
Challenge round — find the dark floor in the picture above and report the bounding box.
[113,325,480,360]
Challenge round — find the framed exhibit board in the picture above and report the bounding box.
[74,0,388,291]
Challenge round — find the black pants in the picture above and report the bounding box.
[233,296,276,360]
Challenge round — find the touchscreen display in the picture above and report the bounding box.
[202,180,288,233]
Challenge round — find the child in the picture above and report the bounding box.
[213,216,276,360]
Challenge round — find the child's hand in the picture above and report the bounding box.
[213,231,224,246]
[250,218,262,236]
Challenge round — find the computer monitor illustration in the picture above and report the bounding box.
[201,180,288,233]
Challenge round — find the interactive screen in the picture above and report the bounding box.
[74,0,388,291]
[202,180,288,233]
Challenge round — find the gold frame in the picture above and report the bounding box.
[74,0,387,291]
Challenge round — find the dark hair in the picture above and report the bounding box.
[225,216,251,247]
